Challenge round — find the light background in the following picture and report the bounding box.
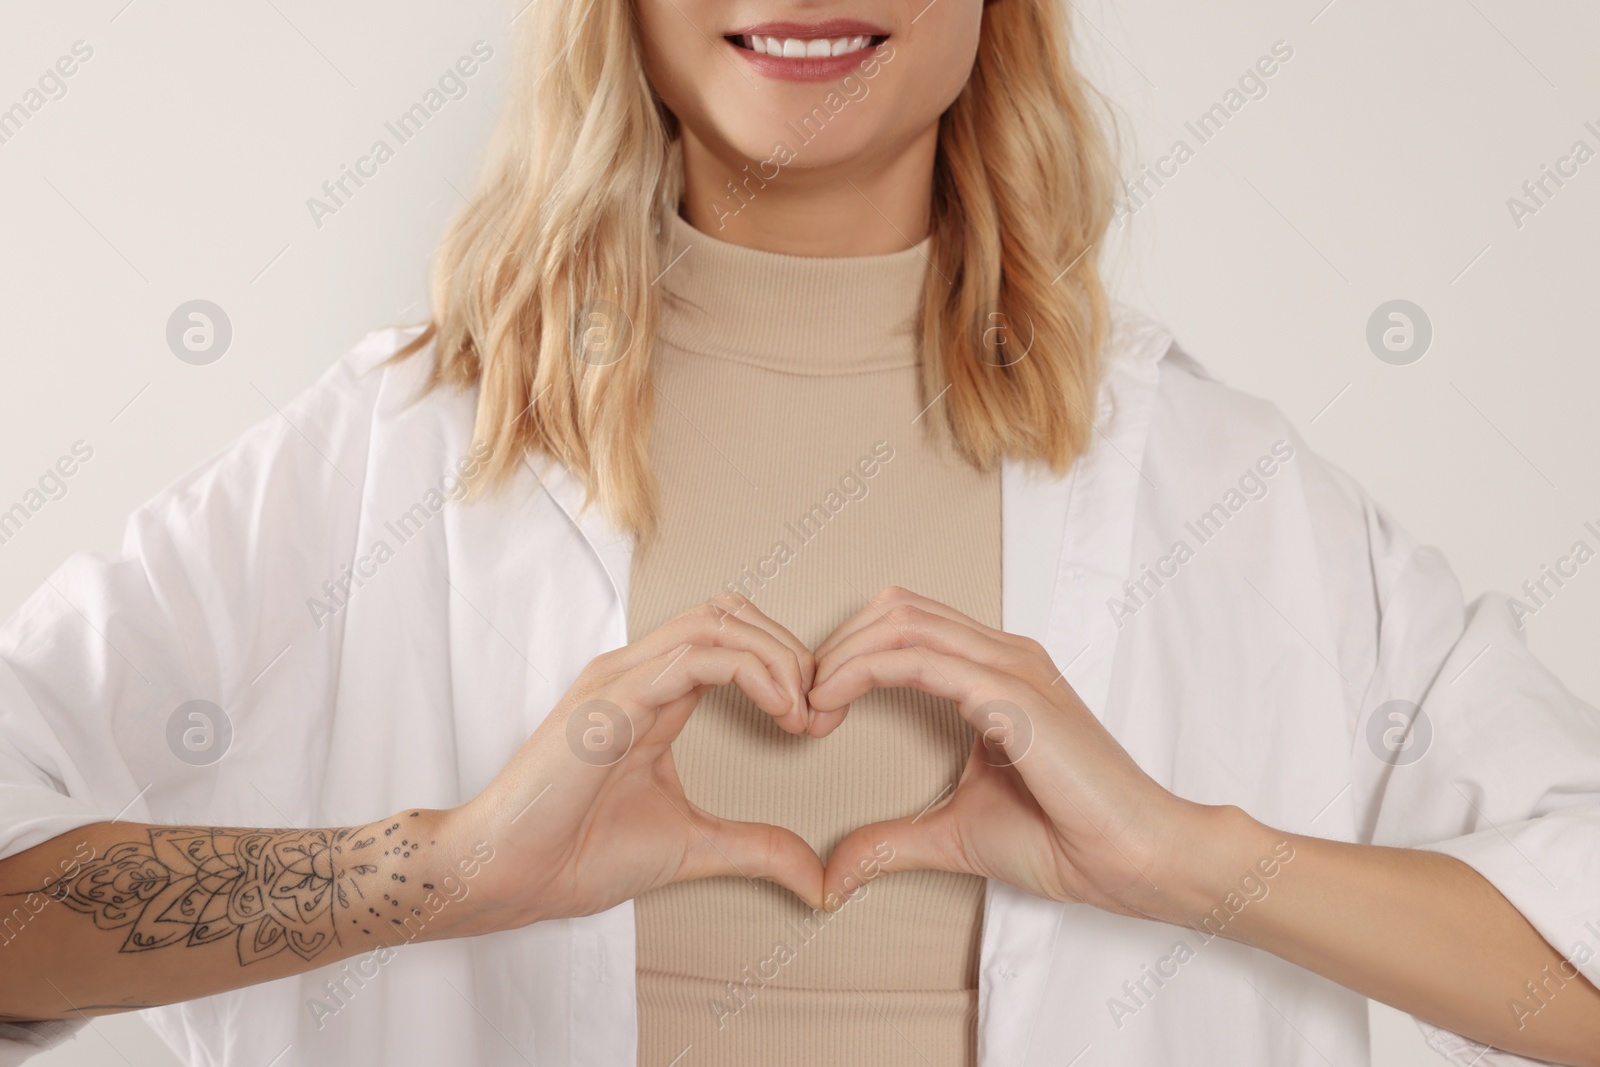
[1,0,1595,1064]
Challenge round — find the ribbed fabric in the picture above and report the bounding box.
[631,210,1000,1067]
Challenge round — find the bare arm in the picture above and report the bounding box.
[0,592,824,1023]
[0,811,477,1020]
[1166,806,1600,1066]
[808,586,1600,1067]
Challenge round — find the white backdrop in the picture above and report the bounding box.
[2,1,1596,1064]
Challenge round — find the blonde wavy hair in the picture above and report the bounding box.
[399,0,1118,543]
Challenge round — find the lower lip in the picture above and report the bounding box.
[729,39,887,83]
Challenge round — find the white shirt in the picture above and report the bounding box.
[2,304,1597,1067]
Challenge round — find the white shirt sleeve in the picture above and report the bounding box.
[1346,490,1600,1063]
[0,1020,83,1067]
[0,330,403,1059]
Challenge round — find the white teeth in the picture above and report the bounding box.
[741,34,876,58]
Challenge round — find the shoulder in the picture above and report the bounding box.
[142,326,466,521]
[1099,304,1346,535]
[1110,303,1301,475]
[1120,307,1388,551]
[1117,305,1442,648]
[108,325,483,609]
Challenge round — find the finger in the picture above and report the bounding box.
[812,601,1037,694]
[615,643,809,736]
[811,638,1053,770]
[662,594,812,692]
[806,643,1004,716]
[677,810,825,911]
[820,807,971,910]
[808,587,1005,739]
[813,585,1014,663]
[645,685,712,743]
[806,702,851,739]
[704,591,817,695]
[608,599,812,729]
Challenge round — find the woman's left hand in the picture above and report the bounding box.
[808,585,1220,921]
[810,587,1600,1066]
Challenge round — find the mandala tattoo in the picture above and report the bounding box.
[42,826,381,965]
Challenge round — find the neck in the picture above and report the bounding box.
[677,125,938,256]
[657,210,932,374]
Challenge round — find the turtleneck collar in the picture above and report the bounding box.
[655,208,934,376]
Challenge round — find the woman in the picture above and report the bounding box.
[1,2,1597,1065]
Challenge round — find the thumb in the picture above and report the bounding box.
[822,807,971,911]
[677,810,826,911]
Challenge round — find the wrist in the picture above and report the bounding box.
[1145,802,1287,932]
[337,808,500,951]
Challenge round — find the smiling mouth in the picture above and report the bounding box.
[725,33,889,59]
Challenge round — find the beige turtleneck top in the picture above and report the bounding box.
[630,210,1001,1066]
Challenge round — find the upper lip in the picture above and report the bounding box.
[728,19,890,39]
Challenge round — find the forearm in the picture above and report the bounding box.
[1166,805,1600,1067]
[0,809,491,1020]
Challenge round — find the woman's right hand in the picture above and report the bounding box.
[439,591,823,935]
